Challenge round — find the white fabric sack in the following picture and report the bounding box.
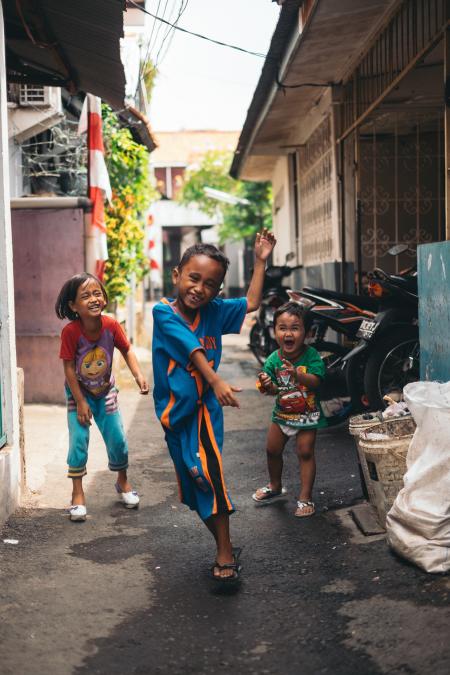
[385,381,450,573]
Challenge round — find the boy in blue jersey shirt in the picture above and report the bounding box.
[152,230,276,583]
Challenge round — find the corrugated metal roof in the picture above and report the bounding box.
[3,0,126,108]
[119,106,158,153]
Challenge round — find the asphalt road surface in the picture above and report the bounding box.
[1,343,449,675]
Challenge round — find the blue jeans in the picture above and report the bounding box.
[66,386,128,478]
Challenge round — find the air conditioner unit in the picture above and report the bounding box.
[19,84,50,107]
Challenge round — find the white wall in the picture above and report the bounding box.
[271,156,294,265]
[8,138,22,198]
[0,5,21,525]
[224,240,245,294]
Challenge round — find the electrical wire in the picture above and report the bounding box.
[135,0,163,98]
[129,0,335,91]
[152,0,178,65]
[154,0,189,68]
[133,0,188,103]
[148,0,171,64]
[142,0,162,65]
[275,73,334,90]
[128,0,268,58]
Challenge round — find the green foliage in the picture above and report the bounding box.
[102,105,158,303]
[220,181,272,243]
[141,60,157,102]
[178,150,272,242]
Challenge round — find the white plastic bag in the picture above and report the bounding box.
[385,381,450,573]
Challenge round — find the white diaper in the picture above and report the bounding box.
[277,423,299,437]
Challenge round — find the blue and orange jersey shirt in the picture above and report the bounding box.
[152,296,247,430]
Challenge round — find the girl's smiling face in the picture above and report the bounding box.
[69,278,107,321]
[274,311,305,358]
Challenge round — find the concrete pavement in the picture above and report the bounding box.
[1,334,449,675]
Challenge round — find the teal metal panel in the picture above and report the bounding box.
[418,241,450,381]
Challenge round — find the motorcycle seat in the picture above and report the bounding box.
[302,286,379,312]
[388,275,418,293]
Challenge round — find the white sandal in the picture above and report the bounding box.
[69,504,87,522]
[252,486,288,504]
[295,500,315,518]
[115,482,140,508]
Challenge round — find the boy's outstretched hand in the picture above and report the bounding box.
[254,228,276,262]
[213,378,242,408]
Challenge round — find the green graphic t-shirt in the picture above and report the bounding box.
[263,347,327,429]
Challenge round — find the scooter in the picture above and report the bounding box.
[343,244,419,411]
[249,257,375,365]
[286,289,376,426]
[249,263,379,425]
[249,255,302,364]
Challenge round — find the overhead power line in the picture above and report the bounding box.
[154,0,190,68]
[128,0,268,58]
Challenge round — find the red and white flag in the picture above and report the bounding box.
[78,94,112,281]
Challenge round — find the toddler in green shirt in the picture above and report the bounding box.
[253,301,326,517]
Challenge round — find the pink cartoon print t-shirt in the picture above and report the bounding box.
[59,315,130,399]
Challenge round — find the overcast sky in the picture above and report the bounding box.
[147,0,280,132]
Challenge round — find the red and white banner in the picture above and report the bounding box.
[78,94,112,280]
[146,213,162,289]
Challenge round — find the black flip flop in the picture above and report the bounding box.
[209,547,242,585]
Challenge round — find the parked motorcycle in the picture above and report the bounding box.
[249,262,380,426]
[249,257,374,364]
[287,289,377,426]
[343,244,419,411]
[249,257,302,364]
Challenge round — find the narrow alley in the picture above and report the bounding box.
[1,336,449,675]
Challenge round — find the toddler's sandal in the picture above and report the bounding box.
[295,500,315,518]
[252,486,287,504]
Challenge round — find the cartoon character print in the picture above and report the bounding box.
[79,345,110,396]
[275,365,320,426]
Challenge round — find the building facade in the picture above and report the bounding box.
[232,0,450,294]
[149,130,244,297]
[0,0,127,524]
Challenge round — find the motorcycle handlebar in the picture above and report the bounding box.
[264,264,303,279]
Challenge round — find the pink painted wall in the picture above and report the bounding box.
[12,208,85,403]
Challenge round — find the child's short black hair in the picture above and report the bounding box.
[273,301,313,332]
[55,273,108,321]
[178,244,230,275]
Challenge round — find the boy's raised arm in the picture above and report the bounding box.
[246,228,276,313]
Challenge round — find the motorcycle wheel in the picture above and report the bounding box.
[249,322,270,365]
[363,325,420,411]
[345,351,368,412]
[315,341,353,427]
